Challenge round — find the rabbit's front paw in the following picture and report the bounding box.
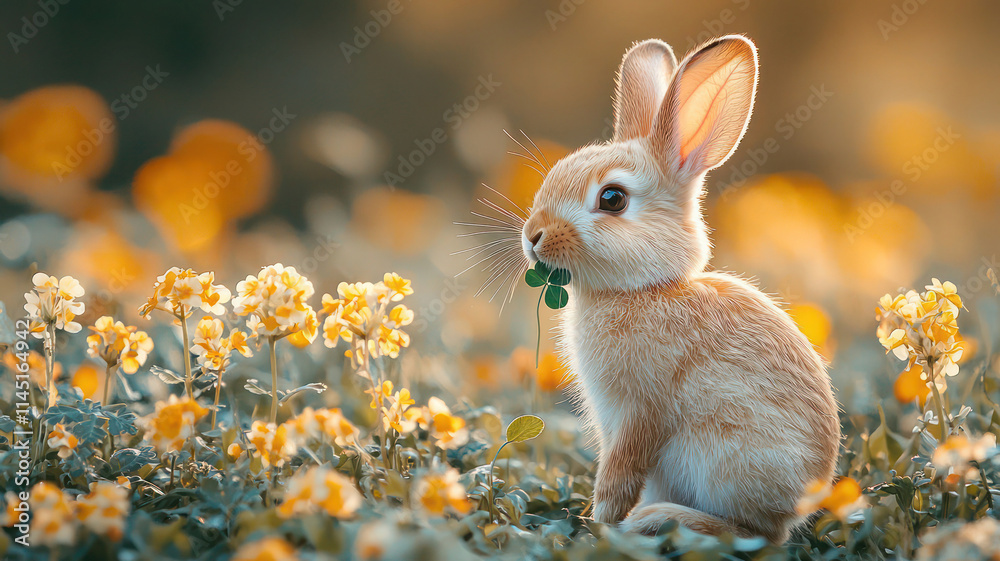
[592,489,634,525]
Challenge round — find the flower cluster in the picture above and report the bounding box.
[139,267,231,319]
[140,396,209,454]
[877,279,965,396]
[796,477,865,520]
[281,407,360,449]
[364,381,468,449]
[23,272,85,338]
[75,481,130,541]
[87,316,154,374]
[247,421,291,469]
[246,408,362,469]
[932,434,997,480]
[321,273,414,364]
[47,423,79,459]
[232,264,317,342]
[190,316,253,372]
[2,482,76,546]
[414,469,471,516]
[233,537,299,561]
[276,466,363,518]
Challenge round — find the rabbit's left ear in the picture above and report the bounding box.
[612,39,677,142]
[651,35,758,180]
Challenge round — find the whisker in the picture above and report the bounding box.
[463,240,518,262]
[499,261,528,314]
[453,221,521,232]
[504,129,547,171]
[482,183,530,219]
[476,252,522,298]
[470,211,522,228]
[457,229,518,237]
[520,129,552,171]
[478,197,525,226]
[449,237,517,256]
[506,152,546,179]
[456,245,518,277]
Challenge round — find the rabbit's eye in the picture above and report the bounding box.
[598,185,628,213]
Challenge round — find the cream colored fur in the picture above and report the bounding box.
[520,36,840,543]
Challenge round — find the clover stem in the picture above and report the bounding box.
[103,362,117,405]
[487,441,510,523]
[535,288,544,368]
[179,308,193,400]
[269,336,279,424]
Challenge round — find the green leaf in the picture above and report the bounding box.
[544,285,569,309]
[533,261,551,278]
[546,268,571,286]
[505,414,545,443]
[524,269,546,288]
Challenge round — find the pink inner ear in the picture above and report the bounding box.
[674,46,755,169]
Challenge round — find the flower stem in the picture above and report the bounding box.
[44,323,56,408]
[269,336,279,424]
[179,308,193,400]
[211,366,224,428]
[103,363,117,405]
[927,358,953,436]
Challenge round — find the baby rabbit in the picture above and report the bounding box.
[520,35,839,543]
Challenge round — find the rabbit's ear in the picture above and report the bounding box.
[651,35,757,179]
[612,39,677,142]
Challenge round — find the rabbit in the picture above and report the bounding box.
[519,35,840,543]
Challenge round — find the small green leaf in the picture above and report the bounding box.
[546,268,571,286]
[524,269,546,287]
[505,415,545,443]
[533,261,551,278]
[544,285,569,309]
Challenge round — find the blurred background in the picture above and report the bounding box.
[1,0,999,422]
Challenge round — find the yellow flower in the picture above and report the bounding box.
[190,316,253,372]
[87,316,154,374]
[796,478,864,520]
[426,397,468,449]
[247,421,291,468]
[925,278,963,312]
[282,407,360,450]
[26,482,77,546]
[233,537,299,561]
[46,423,79,459]
[233,264,316,341]
[321,274,415,362]
[379,385,419,434]
[893,363,931,406]
[23,272,85,338]
[75,481,129,541]
[139,267,231,319]
[227,442,243,460]
[383,272,414,300]
[878,328,909,360]
[141,395,209,454]
[415,469,470,516]
[277,465,363,519]
[932,434,996,478]
[0,491,26,527]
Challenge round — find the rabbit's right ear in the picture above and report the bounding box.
[612,39,677,142]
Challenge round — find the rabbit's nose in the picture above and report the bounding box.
[529,230,543,246]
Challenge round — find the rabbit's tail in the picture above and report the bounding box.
[621,502,752,538]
